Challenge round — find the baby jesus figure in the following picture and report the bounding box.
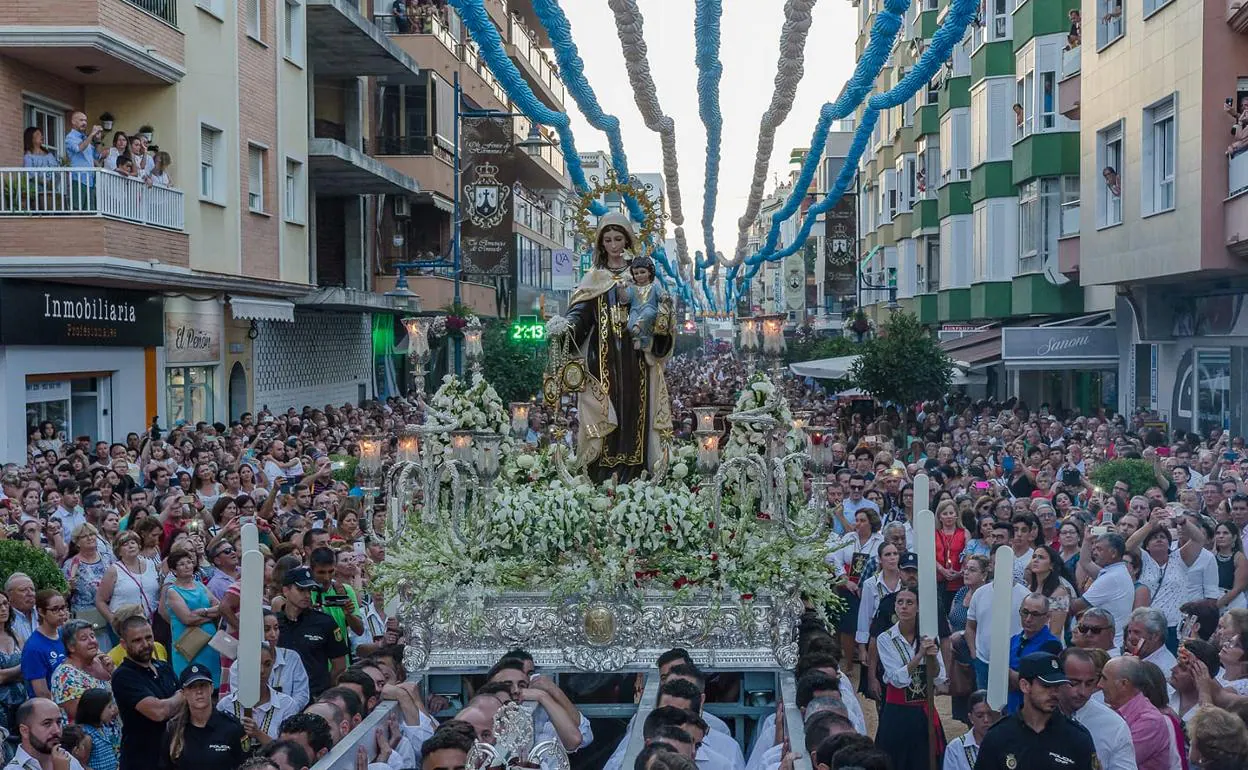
[625,255,664,352]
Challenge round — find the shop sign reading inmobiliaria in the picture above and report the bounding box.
[0,280,163,347]
[1002,326,1118,365]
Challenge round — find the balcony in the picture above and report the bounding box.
[1061,46,1080,78]
[506,0,551,47]
[306,0,418,78]
[375,9,508,112]
[1228,151,1248,258]
[0,167,188,263]
[512,115,568,190]
[1058,48,1080,121]
[309,136,422,197]
[507,14,565,111]
[372,136,455,202]
[1230,0,1248,33]
[0,0,184,84]
[375,272,497,317]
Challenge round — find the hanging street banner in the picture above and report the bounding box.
[552,249,576,291]
[824,194,857,301]
[461,116,515,276]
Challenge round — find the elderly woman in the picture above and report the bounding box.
[1127,507,1208,651]
[63,523,114,645]
[50,619,112,721]
[1187,706,1248,770]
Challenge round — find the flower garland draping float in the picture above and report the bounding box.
[377,372,842,627]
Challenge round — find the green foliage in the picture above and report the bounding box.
[850,312,953,405]
[1090,459,1159,498]
[0,540,68,592]
[329,454,359,485]
[784,333,860,366]
[481,319,547,403]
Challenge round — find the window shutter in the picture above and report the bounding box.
[1103,121,1123,145]
[249,149,261,189]
[1153,98,1175,123]
[201,127,215,166]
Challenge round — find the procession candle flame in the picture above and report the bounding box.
[358,435,384,478]
[402,316,430,358]
[465,328,484,359]
[693,406,718,433]
[697,432,721,474]
[762,317,786,355]
[397,432,419,465]
[510,403,531,439]
[450,430,474,465]
[803,426,833,474]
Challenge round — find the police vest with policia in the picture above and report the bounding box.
[975,652,1099,770]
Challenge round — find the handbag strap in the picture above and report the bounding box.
[117,561,153,617]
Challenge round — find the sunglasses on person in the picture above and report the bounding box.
[1077,623,1109,634]
[849,484,865,491]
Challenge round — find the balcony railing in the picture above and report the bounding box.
[0,168,184,230]
[1231,150,1248,198]
[1060,199,1080,237]
[508,14,566,105]
[123,0,178,26]
[1061,46,1080,78]
[513,115,566,177]
[373,7,456,51]
[373,135,454,164]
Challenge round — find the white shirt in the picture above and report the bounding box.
[5,746,85,770]
[702,728,745,770]
[942,730,981,770]
[1082,561,1136,648]
[227,646,310,710]
[1186,548,1221,601]
[1140,550,1191,627]
[697,742,735,770]
[965,582,1028,663]
[1074,697,1138,770]
[603,709,731,770]
[877,624,948,691]
[534,707,594,751]
[1143,644,1178,680]
[826,531,883,580]
[747,674,867,770]
[855,571,901,644]
[217,688,300,739]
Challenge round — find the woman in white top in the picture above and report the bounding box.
[829,508,884,667]
[94,531,160,626]
[857,541,903,653]
[942,690,994,770]
[102,132,128,171]
[876,586,947,769]
[1126,507,1206,649]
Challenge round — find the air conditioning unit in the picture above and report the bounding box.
[393,197,411,218]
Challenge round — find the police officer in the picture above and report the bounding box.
[276,566,348,699]
[975,652,1098,770]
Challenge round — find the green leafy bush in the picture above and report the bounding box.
[0,540,68,592]
[329,455,359,485]
[481,319,546,404]
[1090,459,1160,498]
[850,312,953,405]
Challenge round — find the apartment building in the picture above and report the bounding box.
[851,0,1119,413]
[1074,0,1248,434]
[0,0,317,459]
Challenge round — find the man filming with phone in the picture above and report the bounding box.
[307,546,364,652]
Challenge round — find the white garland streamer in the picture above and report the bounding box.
[607,0,688,248]
[730,0,819,265]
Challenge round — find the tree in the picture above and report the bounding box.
[481,319,547,403]
[850,311,952,405]
[1090,459,1159,497]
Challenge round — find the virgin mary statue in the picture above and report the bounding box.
[547,213,674,482]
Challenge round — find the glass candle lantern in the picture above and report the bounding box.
[473,432,503,487]
[761,316,786,356]
[693,406,718,434]
[449,430,474,466]
[357,435,384,485]
[803,426,833,475]
[696,432,721,475]
[396,429,420,464]
[402,316,430,359]
[510,402,531,439]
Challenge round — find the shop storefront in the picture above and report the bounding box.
[162,297,223,426]
[0,280,163,462]
[1002,325,1119,414]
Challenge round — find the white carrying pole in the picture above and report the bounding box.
[236,522,264,709]
[913,472,930,516]
[914,508,938,640]
[986,546,1015,712]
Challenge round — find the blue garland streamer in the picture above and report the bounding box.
[695,0,724,273]
[731,0,977,302]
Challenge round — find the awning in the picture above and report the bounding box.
[229,295,295,322]
[940,327,1002,369]
[792,354,988,386]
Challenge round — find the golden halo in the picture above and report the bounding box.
[572,168,666,258]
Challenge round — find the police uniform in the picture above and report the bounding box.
[974,652,1098,770]
[277,567,349,698]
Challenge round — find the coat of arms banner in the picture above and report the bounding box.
[461,116,516,276]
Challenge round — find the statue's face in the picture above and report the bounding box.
[600,228,629,258]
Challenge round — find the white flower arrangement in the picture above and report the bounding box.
[377,375,842,620]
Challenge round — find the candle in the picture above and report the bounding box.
[913,472,930,514]
[236,523,263,709]
[762,317,786,355]
[914,509,938,641]
[402,317,429,358]
[791,411,812,433]
[804,427,832,474]
[450,430,474,465]
[986,546,1016,711]
[510,403,531,439]
[397,432,419,464]
[357,435,384,486]
[474,433,502,486]
[693,406,718,434]
[696,433,720,474]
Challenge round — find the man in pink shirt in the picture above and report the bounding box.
[1101,655,1173,770]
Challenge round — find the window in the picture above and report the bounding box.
[974,0,1012,49]
[1060,175,1080,237]
[878,169,897,226]
[926,76,939,107]
[1039,71,1056,130]
[196,0,224,18]
[1142,96,1176,216]
[166,366,214,426]
[23,96,66,158]
[1018,178,1062,271]
[199,124,224,203]
[899,155,916,214]
[285,158,304,223]
[925,239,940,291]
[1143,0,1173,18]
[247,144,266,212]
[284,0,304,65]
[1096,121,1124,228]
[1097,0,1123,49]
[939,110,970,184]
[1016,72,1034,138]
[246,0,261,39]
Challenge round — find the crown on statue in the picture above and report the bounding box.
[571,168,666,258]
[475,161,500,180]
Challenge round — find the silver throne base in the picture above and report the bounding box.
[399,589,804,673]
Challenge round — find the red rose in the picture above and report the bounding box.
[740,593,754,600]
[664,524,673,532]
[708,521,716,529]
[673,576,691,589]
[757,512,772,520]
[710,553,719,562]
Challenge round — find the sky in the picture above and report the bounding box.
[559,0,859,260]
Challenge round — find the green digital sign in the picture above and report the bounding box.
[510,316,547,343]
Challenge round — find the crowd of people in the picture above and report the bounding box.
[7,341,1248,769]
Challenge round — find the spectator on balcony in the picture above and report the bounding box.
[1103,166,1122,198]
[64,112,103,208]
[1226,98,1248,158]
[146,152,172,189]
[391,0,410,33]
[126,136,152,179]
[114,156,136,178]
[1102,0,1122,24]
[1066,10,1081,50]
[22,127,59,169]
[103,132,129,172]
